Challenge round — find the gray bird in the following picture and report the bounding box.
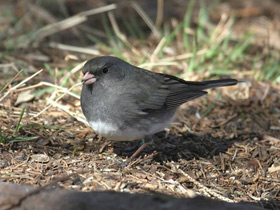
[81,56,238,158]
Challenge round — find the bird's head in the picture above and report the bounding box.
[82,56,127,86]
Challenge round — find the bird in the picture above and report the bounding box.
[81,56,238,158]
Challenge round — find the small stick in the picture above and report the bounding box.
[0,69,23,94]
[107,12,142,57]
[161,49,207,62]
[150,37,167,63]
[49,42,100,55]
[155,0,164,27]
[33,82,82,118]
[20,4,117,47]
[48,99,88,126]
[131,1,160,38]
[0,69,43,102]
[168,164,237,203]
[16,81,80,99]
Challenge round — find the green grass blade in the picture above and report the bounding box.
[122,16,138,39]
[20,123,64,130]
[264,60,280,80]
[130,15,145,40]
[196,0,209,42]
[159,22,183,57]
[87,34,109,48]
[188,36,198,72]
[44,63,55,76]
[13,107,26,136]
[230,35,253,61]
[203,91,221,117]
[8,136,38,143]
[209,69,233,76]
[0,127,4,143]
[33,87,55,97]
[183,0,196,50]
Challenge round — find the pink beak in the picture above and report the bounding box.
[82,72,96,85]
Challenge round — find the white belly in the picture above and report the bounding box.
[89,120,142,141]
[89,120,117,137]
[89,114,176,141]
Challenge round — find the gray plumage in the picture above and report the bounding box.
[81,56,237,141]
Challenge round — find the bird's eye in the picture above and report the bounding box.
[102,67,109,74]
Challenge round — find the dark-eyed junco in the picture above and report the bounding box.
[81,56,238,158]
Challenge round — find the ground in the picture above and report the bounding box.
[0,0,279,210]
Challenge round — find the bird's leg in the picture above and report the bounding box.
[115,136,153,168]
[130,135,153,159]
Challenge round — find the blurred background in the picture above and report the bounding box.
[1,0,280,82]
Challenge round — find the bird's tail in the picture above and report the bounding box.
[195,79,238,90]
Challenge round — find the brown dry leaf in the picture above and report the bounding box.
[31,154,50,163]
[268,165,280,173]
[15,90,35,105]
[224,81,252,101]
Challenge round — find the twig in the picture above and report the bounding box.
[155,0,164,27]
[16,81,80,99]
[138,61,178,69]
[131,1,160,38]
[19,4,117,47]
[150,37,167,62]
[171,166,237,203]
[80,4,117,16]
[0,63,19,72]
[107,11,143,57]
[263,135,280,143]
[209,114,238,128]
[21,16,87,47]
[0,69,43,102]
[211,13,234,44]
[161,49,207,62]
[59,61,86,85]
[33,82,82,118]
[28,3,57,24]
[0,69,23,94]
[247,193,268,201]
[49,42,100,55]
[48,99,88,126]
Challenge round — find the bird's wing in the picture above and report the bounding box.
[125,69,207,112]
[162,74,238,108]
[163,74,207,109]
[121,70,169,113]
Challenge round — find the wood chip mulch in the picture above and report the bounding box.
[0,79,279,210]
